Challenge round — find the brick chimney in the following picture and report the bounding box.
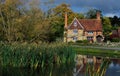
[96,12,100,20]
[64,12,67,29]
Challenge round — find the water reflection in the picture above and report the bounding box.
[0,55,120,76]
[105,59,120,76]
[74,55,120,76]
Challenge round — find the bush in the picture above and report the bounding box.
[111,38,120,42]
[76,40,89,44]
[68,41,74,44]
[82,40,89,44]
[76,40,83,43]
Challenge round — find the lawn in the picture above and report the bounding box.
[74,47,120,58]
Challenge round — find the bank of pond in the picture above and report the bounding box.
[0,43,120,76]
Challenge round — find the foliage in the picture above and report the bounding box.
[48,3,74,38]
[76,40,89,44]
[0,0,56,42]
[111,38,120,42]
[109,16,120,27]
[85,9,102,19]
[102,17,112,36]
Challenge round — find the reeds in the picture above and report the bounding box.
[85,59,111,76]
[0,42,75,69]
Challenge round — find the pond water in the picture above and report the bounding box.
[105,59,120,76]
[0,55,120,76]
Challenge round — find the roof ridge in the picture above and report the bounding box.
[78,19,101,21]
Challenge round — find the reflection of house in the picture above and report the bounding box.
[110,28,120,38]
[75,55,103,75]
[64,12,103,42]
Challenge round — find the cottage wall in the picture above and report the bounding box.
[65,29,86,42]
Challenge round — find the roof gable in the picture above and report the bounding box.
[68,18,84,29]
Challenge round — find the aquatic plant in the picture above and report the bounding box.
[85,59,111,76]
[0,42,75,69]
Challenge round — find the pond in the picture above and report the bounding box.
[0,55,120,76]
[74,55,120,76]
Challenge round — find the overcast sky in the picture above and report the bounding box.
[41,0,120,17]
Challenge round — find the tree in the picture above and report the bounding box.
[0,0,56,42]
[0,0,23,42]
[85,9,102,19]
[102,17,112,36]
[109,16,120,30]
[48,3,76,39]
[75,13,84,19]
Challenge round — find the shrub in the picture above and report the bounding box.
[111,38,120,42]
[68,41,74,44]
[76,40,83,43]
[82,40,89,44]
[76,40,89,44]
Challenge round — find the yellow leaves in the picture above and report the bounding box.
[5,0,21,6]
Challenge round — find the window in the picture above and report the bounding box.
[74,22,77,27]
[73,37,77,41]
[88,31,93,34]
[73,29,78,33]
[87,36,93,40]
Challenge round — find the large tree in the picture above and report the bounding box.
[0,0,56,42]
[85,9,102,19]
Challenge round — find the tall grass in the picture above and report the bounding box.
[0,42,75,69]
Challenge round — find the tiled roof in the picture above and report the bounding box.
[79,19,102,31]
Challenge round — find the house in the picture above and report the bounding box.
[64,12,103,42]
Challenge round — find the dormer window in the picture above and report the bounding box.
[74,22,77,27]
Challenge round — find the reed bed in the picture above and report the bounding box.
[0,42,75,69]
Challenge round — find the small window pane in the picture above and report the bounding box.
[73,29,78,33]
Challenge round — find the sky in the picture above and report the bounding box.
[40,0,120,17]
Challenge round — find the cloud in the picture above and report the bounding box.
[41,0,120,17]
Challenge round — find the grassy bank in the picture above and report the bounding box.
[74,47,120,58]
[0,42,75,68]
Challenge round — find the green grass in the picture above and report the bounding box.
[74,47,120,58]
